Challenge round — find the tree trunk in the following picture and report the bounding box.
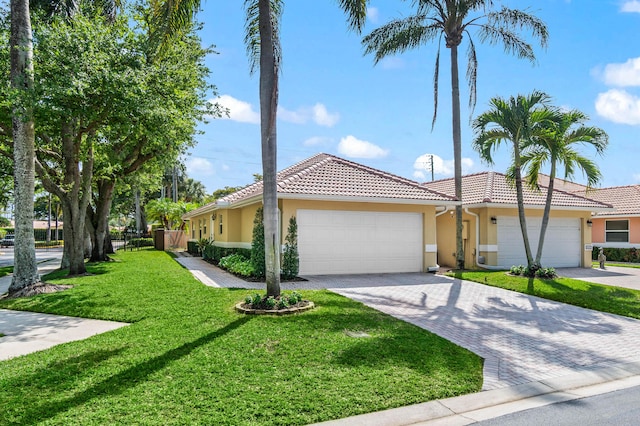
[513,148,534,268]
[259,0,281,297]
[535,161,556,266]
[9,0,40,293]
[89,179,115,262]
[450,44,465,270]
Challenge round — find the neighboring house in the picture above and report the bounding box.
[578,185,640,249]
[538,175,640,249]
[183,153,456,275]
[423,172,612,269]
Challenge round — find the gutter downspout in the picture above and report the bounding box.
[464,208,503,271]
[428,206,452,272]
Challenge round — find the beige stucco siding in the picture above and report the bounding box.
[437,207,593,269]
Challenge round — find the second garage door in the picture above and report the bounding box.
[497,216,581,268]
[297,209,423,275]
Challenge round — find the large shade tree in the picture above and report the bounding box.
[520,108,608,267]
[362,0,548,269]
[472,91,554,269]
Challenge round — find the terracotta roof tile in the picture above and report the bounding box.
[188,154,455,216]
[577,185,640,216]
[423,171,612,210]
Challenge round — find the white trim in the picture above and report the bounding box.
[278,193,456,206]
[463,202,613,212]
[212,241,251,249]
[479,245,498,252]
[424,244,437,253]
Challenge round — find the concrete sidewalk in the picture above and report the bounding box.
[0,259,128,361]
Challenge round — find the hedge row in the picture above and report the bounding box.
[592,246,640,263]
[202,245,251,264]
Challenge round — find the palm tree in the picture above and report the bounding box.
[472,91,553,269]
[521,108,608,266]
[362,0,548,270]
[9,0,41,294]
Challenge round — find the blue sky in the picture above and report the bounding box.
[187,0,640,193]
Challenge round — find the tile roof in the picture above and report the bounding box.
[184,154,455,217]
[422,171,612,210]
[577,185,640,216]
[537,174,589,193]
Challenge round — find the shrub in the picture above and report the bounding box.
[242,291,306,310]
[510,265,525,275]
[196,238,213,259]
[219,254,255,277]
[187,240,199,255]
[510,264,555,278]
[535,267,556,279]
[250,207,265,278]
[282,216,299,280]
[126,238,154,248]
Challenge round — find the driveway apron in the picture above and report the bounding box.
[311,273,640,390]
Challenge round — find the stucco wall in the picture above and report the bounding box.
[437,207,593,269]
[591,216,640,247]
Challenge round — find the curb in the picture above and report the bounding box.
[314,360,640,425]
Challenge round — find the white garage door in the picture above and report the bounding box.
[297,210,423,275]
[497,216,581,268]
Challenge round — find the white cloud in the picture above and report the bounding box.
[337,135,389,159]
[186,157,215,177]
[595,89,640,125]
[278,103,340,127]
[212,95,259,124]
[380,57,406,70]
[312,103,340,127]
[602,57,640,87]
[621,0,640,12]
[367,6,380,24]
[303,136,332,147]
[413,153,474,180]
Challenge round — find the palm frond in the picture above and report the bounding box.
[244,0,283,75]
[336,0,370,32]
[465,33,478,118]
[431,41,441,130]
[362,15,440,63]
[487,7,549,49]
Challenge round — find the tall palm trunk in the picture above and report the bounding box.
[513,149,534,267]
[535,160,556,265]
[258,0,280,297]
[9,0,40,293]
[450,44,465,270]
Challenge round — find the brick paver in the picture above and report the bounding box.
[176,256,640,390]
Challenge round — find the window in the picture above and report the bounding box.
[219,214,223,235]
[605,220,629,243]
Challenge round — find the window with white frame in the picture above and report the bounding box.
[219,214,223,235]
[605,220,629,243]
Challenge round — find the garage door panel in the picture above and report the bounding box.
[497,217,580,268]
[298,210,423,275]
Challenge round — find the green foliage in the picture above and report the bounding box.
[196,238,213,259]
[126,238,154,248]
[593,247,640,263]
[218,253,256,277]
[282,215,299,280]
[0,217,9,227]
[509,264,556,278]
[250,207,265,278]
[204,245,251,264]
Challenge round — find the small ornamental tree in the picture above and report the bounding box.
[282,216,299,280]
[250,207,266,278]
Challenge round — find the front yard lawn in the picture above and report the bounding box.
[0,249,482,425]
[451,270,640,320]
[592,261,640,269]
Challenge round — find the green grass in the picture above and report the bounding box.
[0,265,13,278]
[451,270,640,319]
[592,261,640,269]
[0,249,482,425]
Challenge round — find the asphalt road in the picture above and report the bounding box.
[477,384,640,425]
[0,247,64,267]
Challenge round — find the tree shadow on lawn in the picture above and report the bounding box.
[3,315,252,425]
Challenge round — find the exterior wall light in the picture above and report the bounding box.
[211,212,217,221]
[491,217,497,224]
[587,219,593,227]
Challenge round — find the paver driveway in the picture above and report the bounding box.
[175,257,640,391]
[318,273,640,390]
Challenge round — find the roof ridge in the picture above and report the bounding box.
[536,182,614,209]
[483,171,495,203]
